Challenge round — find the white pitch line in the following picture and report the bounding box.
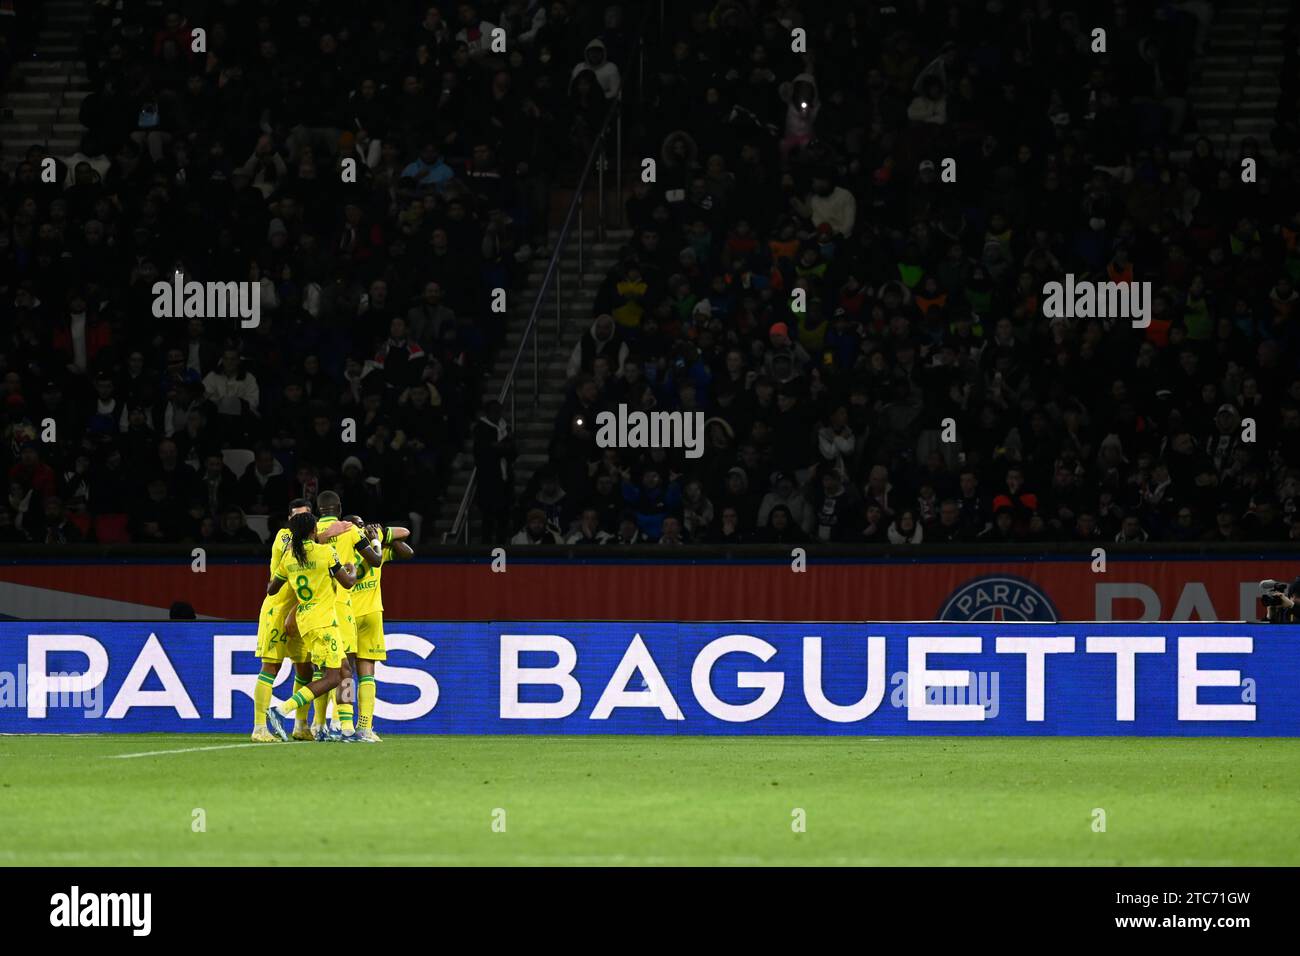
[108,742,271,759]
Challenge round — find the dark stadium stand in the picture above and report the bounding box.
[2,0,1298,552]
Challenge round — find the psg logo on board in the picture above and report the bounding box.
[937,575,1060,622]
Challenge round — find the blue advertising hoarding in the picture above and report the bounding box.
[0,621,1293,735]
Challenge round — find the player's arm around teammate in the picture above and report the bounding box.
[316,520,353,542]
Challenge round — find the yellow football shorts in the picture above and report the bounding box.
[304,624,342,670]
[336,601,358,655]
[257,611,306,662]
[355,611,386,660]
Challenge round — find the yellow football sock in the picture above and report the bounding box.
[293,676,310,727]
[311,669,328,728]
[336,702,354,734]
[279,685,317,717]
[337,676,355,728]
[357,675,376,731]
[253,672,275,729]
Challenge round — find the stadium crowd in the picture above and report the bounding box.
[0,0,637,545]
[1,1,1299,550]
[499,0,1300,546]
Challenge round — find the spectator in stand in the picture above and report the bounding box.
[217,507,264,544]
[659,513,688,545]
[474,399,515,544]
[979,505,1018,543]
[621,465,680,540]
[511,507,561,545]
[680,478,715,540]
[401,142,456,191]
[757,471,814,536]
[811,467,858,542]
[568,507,613,545]
[197,453,240,519]
[202,349,260,446]
[1115,513,1150,544]
[885,505,922,544]
[612,514,647,545]
[755,503,806,543]
[39,496,84,544]
[567,314,629,380]
[239,446,289,517]
[930,499,970,543]
[573,37,621,99]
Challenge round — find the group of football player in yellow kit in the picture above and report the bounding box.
[250,492,414,744]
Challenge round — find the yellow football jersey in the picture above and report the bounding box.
[351,543,393,617]
[269,527,295,598]
[273,540,341,634]
[269,526,293,567]
[256,527,295,622]
[317,517,363,601]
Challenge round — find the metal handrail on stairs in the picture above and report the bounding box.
[443,15,651,544]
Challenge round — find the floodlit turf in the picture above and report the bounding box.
[1,734,1297,866]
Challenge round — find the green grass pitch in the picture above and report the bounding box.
[2,735,1298,866]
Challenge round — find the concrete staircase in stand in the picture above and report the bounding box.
[1182,0,1288,161]
[435,226,633,542]
[0,0,92,167]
